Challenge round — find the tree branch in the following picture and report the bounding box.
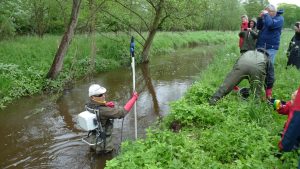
[146,0,156,10]
[114,0,149,30]
[101,9,146,42]
[82,0,107,31]
[157,12,170,28]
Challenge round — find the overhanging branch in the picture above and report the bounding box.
[114,0,150,30]
[102,9,146,42]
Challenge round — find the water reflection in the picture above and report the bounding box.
[141,63,160,115]
[0,46,215,169]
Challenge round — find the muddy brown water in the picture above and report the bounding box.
[0,46,215,169]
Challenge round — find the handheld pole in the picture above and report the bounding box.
[130,36,137,140]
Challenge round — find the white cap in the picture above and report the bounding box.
[88,84,107,97]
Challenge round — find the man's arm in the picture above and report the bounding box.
[256,17,263,30]
[250,29,259,39]
[263,14,284,30]
[286,36,295,58]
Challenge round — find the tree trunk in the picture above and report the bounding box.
[141,0,164,63]
[46,0,82,79]
[141,28,157,63]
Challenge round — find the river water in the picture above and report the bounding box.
[0,46,215,169]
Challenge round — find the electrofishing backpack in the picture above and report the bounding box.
[78,106,106,150]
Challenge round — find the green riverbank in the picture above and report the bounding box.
[0,31,236,109]
[105,30,300,168]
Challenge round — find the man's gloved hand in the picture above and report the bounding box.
[124,91,139,112]
[266,88,272,99]
[132,91,138,99]
[105,101,115,108]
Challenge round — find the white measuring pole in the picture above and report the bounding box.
[131,57,137,139]
[130,36,137,140]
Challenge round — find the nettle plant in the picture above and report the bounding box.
[0,63,44,108]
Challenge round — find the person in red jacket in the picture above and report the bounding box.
[85,84,138,154]
[272,90,298,130]
[239,15,249,53]
[271,87,300,168]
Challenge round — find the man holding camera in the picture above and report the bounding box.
[256,4,284,64]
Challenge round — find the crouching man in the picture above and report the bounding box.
[209,49,274,105]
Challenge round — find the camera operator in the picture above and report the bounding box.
[256,4,284,64]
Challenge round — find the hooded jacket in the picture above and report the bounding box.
[256,9,284,50]
[239,19,258,52]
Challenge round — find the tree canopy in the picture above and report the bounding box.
[2,0,300,40]
[0,0,251,40]
[278,3,300,28]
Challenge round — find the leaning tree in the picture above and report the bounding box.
[46,0,82,79]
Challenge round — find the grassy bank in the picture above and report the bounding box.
[106,30,300,169]
[0,31,236,109]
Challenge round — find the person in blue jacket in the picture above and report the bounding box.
[256,4,284,64]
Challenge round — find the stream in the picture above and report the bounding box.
[0,46,215,169]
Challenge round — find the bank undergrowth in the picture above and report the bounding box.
[0,31,236,109]
[106,30,300,169]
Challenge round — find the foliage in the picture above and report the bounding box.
[278,3,300,28]
[108,128,223,169]
[242,0,268,19]
[0,0,250,39]
[0,63,44,109]
[2,0,300,40]
[0,0,29,39]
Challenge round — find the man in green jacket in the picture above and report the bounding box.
[209,49,274,105]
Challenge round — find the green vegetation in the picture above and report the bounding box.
[0,31,236,108]
[2,0,300,40]
[0,0,246,40]
[106,30,300,168]
[278,3,300,28]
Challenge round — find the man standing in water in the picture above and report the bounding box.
[85,84,138,154]
[256,4,284,64]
